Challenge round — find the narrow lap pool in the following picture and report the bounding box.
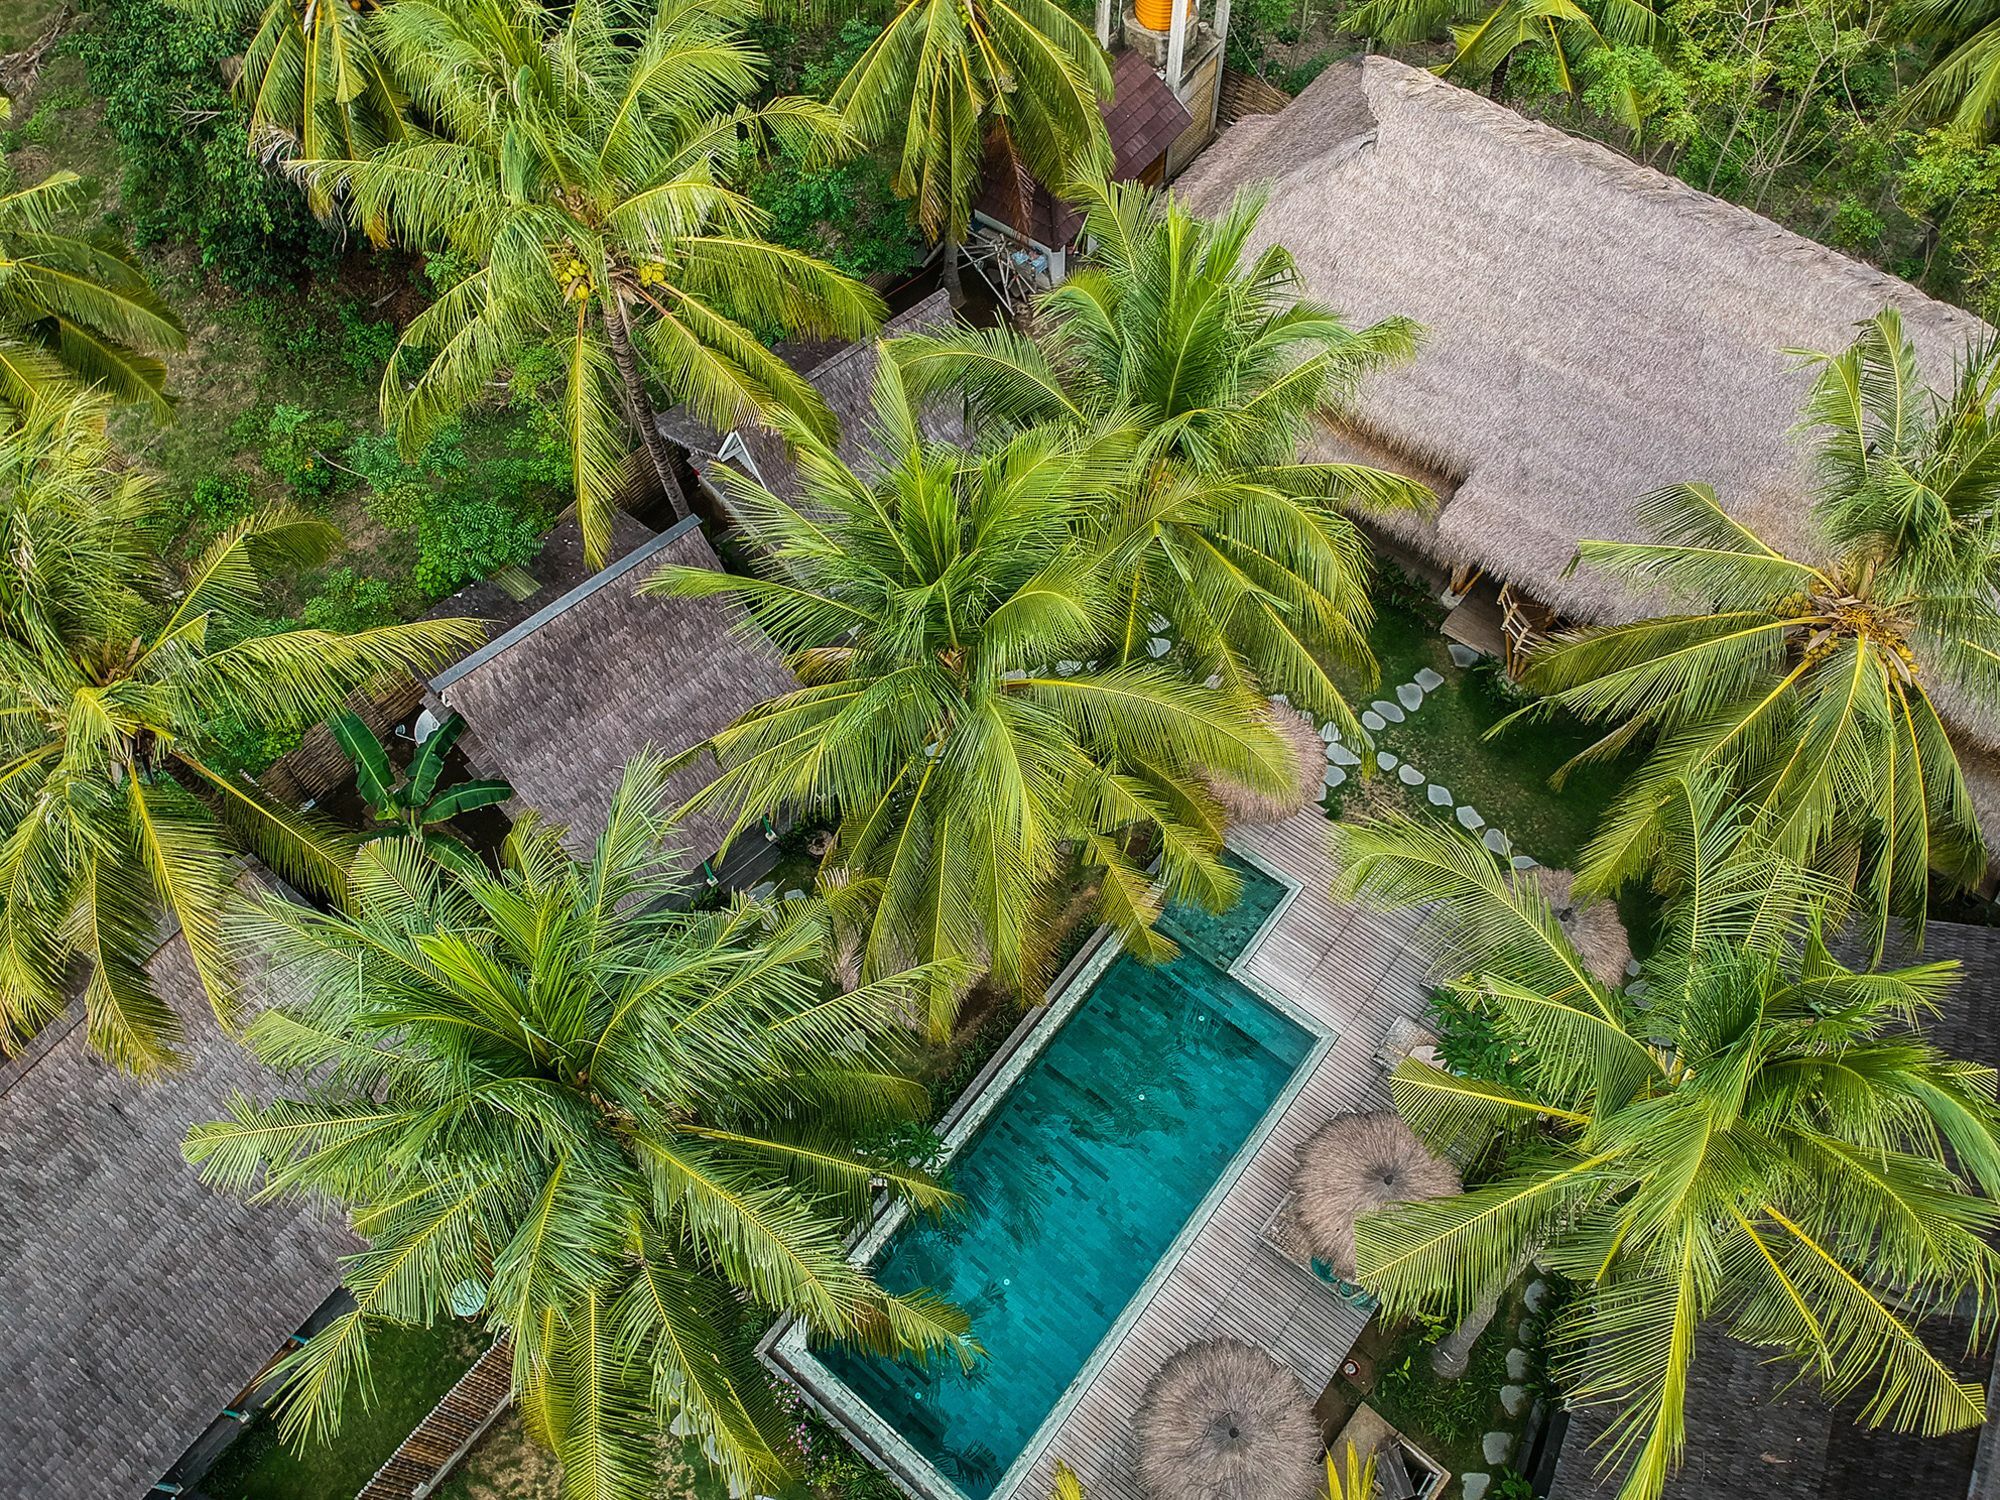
[809,855,1316,1498]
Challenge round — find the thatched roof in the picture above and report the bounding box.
[1294,1110,1460,1278]
[1174,56,1989,628]
[657,293,963,506]
[431,516,796,866]
[0,900,356,1500]
[1535,868,1633,989]
[1205,706,1327,826]
[1133,1338,1322,1500]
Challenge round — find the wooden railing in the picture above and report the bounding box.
[356,1335,514,1500]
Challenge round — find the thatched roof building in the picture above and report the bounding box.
[658,292,963,508]
[430,514,795,868]
[0,911,355,1500]
[1173,55,1989,628]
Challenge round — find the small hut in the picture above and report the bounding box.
[1533,867,1633,989]
[1295,1111,1461,1279]
[1133,1338,1321,1500]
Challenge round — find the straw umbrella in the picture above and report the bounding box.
[1205,708,1327,826]
[1533,867,1632,988]
[1295,1111,1460,1278]
[1133,1338,1321,1500]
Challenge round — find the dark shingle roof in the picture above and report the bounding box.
[1549,918,2000,1500]
[432,516,796,866]
[973,49,1192,246]
[0,921,355,1500]
[658,292,963,505]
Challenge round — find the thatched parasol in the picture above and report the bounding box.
[1204,708,1327,826]
[1295,1111,1460,1278]
[1133,1338,1321,1500]
[1533,867,1632,989]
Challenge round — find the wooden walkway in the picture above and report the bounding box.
[356,1335,514,1500]
[1005,808,1435,1500]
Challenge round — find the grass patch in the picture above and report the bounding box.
[1361,1285,1532,1494]
[1331,601,1629,872]
[202,1320,483,1500]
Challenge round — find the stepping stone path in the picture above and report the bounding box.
[1396,682,1424,710]
[1483,1432,1515,1466]
[1427,784,1452,806]
[1149,613,1171,632]
[1507,1348,1531,1380]
[1370,699,1406,723]
[1512,854,1538,870]
[783,889,806,901]
[1329,744,1361,766]
[748,880,778,900]
[1524,1279,1550,1313]
[1449,643,1482,668]
[1500,1383,1529,1418]
[1325,766,1347,789]
[1415,666,1445,691]
[1360,711,1385,732]
[1056,661,1080,676]
[1397,764,1424,785]
[1377,751,1399,771]
[1322,723,1342,743]
[1146,636,1170,658]
[1456,805,1486,832]
[1461,1475,1491,1500]
[1482,826,1511,855]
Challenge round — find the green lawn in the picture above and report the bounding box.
[1329,601,1630,874]
[201,1321,482,1500]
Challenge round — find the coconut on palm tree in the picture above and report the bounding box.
[830,0,1112,302]
[185,759,974,1500]
[1336,797,2000,1500]
[644,357,1298,1031]
[0,397,477,1072]
[895,179,1431,743]
[0,171,185,421]
[300,0,884,561]
[1513,309,2000,954]
[178,0,407,186]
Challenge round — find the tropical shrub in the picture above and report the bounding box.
[300,566,400,632]
[185,759,975,1499]
[746,136,925,280]
[261,403,347,500]
[331,710,509,865]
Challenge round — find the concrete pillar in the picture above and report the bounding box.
[1096,0,1114,48]
[1167,0,1190,92]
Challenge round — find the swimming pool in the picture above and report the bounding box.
[788,852,1321,1500]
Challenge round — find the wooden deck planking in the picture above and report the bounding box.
[1008,807,1437,1500]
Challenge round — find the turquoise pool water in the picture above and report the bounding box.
[818,857,1313,1498]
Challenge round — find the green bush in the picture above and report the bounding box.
[74,0,337,292]
[339,301,397,380]
[301,567,402,633]
[746,136,924,281]
[176,471,257,532]
[263,404,348,501]
[350,419,557,597]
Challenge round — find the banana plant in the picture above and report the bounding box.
[332,709,510,867]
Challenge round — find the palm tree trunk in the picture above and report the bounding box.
[605,293,688,523]
[1487,52,1512,102]
[941,233,966,308]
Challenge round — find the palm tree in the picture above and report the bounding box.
[830,0,1112,303]
[1344,0,1657,111]
[1511,309,2000,955]
[0,397,478,1072]
[178,0,408,189]
[185,759,974,1500]
[302,0,884,562]
[1336,797,2000,1500]
[644,358,1297,1031]
[894,179,1431,743]
[0,170,185,422]
[1898,0,2000,138]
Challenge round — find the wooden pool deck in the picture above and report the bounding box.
[1008,807,1436,1500]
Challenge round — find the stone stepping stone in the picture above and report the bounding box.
[1483,826,1511,855]
[1624,958,1643,979]
[1148,613,1170,632]
[748,880,778,901]
[1482,1432,1515,1466]
[1500,1383,1529,1418]
[1427,783,1452,806]
[1396,682,1424,711]
[1321,722,1342,743]
[1462,1476,1491,1500]
[1328,744,1361,766]
[1524,1279,1550,1312]
[1205,674,1222,688]
[1324,766,1347,789]
[1415,666,1445,691]
[1271,693,1290,707]
[1360,711,1385,732]
[1456,805,1485,832]
[1056,660,1080,676]
[1506,1348,1530,1381]
[1370,698,1406,723]
[1146,636,1170,658]
[1512,853,1538,870]
[1449,643,1482,668]
[1376,751,1399,771]
[783,888,806,902]
[1397,764,1424,786]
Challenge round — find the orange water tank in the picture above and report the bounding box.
[1135,0,1193,31]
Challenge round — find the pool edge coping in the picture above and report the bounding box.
[763,838,1331,1500]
